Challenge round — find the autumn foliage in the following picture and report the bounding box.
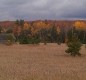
[0,20,86,44]
[74,21,86,30]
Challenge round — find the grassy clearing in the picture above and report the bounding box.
[0,43,86,80]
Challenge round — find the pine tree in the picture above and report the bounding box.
[15,19,20,26]
[65,34,82,56]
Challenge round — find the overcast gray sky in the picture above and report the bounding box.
[0,0,86,21]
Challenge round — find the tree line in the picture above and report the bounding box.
[0,20,86,56]
[0,20,86,44]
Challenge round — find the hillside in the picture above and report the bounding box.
[0,20,86,28]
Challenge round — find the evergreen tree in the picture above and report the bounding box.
[44,26,58,43]
[38,28,48,44]
[65,34,82,57]
[15,19,20,26]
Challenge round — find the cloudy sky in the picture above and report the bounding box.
[0,0,86,21]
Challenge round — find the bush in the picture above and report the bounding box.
[5,34,16,45]
[28,37,40,44]
[18,35,40,44]
[19,36,28,44]
[6,34,16,42]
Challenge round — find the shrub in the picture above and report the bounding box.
[18,35,40,44]
[19,36,28,44]
[6,34,16,42]
[28,37,40,44]
[5,34,16,45]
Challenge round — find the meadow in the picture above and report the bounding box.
[0,43,86,80]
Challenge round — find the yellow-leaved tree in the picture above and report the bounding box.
[57,26,61,34]
[74,21,86,30]
[23,22,31,30]
[74,21,86,44]
[33,21,47,29]
[32,21,47,35]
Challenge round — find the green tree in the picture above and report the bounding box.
[65,34,82,57]
[18,32,28,44]
[15,19,20,26]
[38,28,48,44]
[50,26,58,43]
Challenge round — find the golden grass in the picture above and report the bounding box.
[0,43,86,80]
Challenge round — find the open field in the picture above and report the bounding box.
[0,43,86,80]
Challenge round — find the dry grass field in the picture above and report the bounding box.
[0,43,86,80]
